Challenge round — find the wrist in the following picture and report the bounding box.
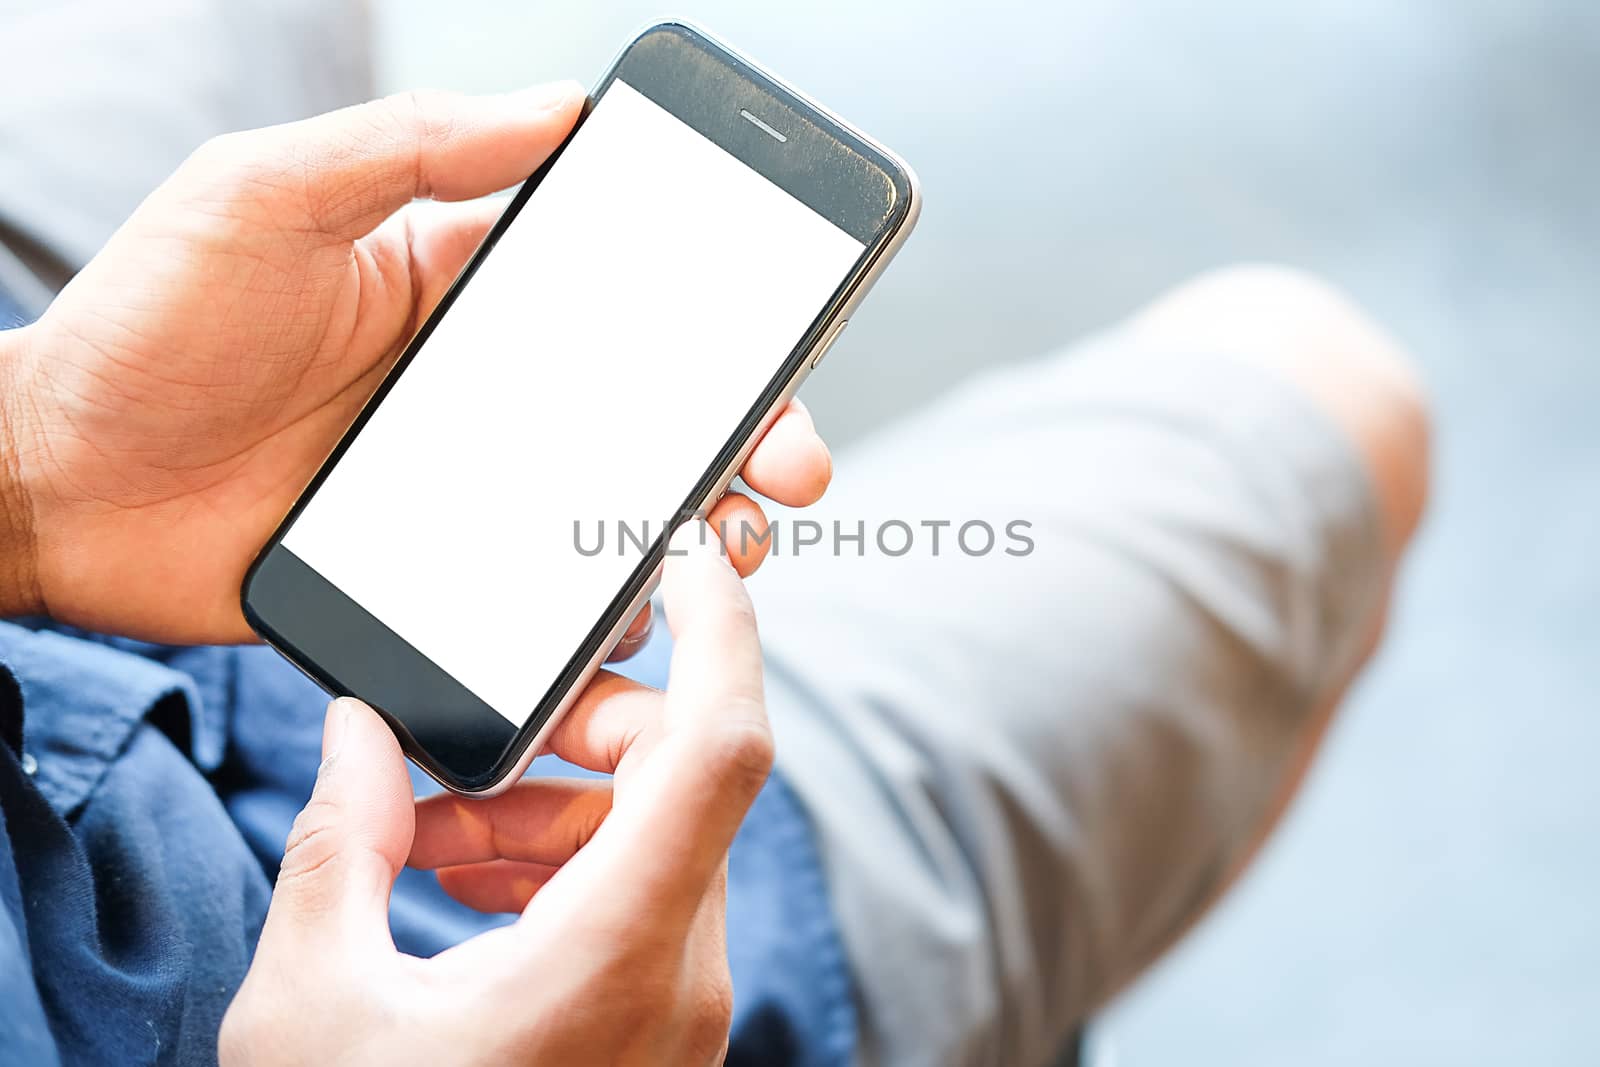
[0,324,43,618]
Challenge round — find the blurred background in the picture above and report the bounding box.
[4,0,1594,1062]
[373,2,1600,1062]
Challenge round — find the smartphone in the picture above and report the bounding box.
[240,21,920,795]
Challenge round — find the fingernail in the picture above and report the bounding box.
[323,697,357,761]
[511,79,584,112]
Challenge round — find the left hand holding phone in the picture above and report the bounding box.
[220,522,769,1066]
[0,82,831,644]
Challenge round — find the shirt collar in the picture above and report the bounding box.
[0,621,227,816]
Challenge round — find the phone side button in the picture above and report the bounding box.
[810,319,849,369]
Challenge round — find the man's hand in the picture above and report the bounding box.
[0,83,831,642]
[221,523,770,1065]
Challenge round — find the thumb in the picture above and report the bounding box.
[263,698,416,951]
[235,81,585,242]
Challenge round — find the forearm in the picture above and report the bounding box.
[0,324,41,618]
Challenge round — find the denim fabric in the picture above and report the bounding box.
[0,282,25,329]
[0,618,855,1067]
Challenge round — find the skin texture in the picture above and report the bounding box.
[0,82,831,645]
[220,524,773,1066]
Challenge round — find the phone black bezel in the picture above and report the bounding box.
[241,21,915,793]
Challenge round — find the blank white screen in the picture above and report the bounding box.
[283,80,864,723]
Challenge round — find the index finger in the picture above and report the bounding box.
[559,521,772,916]
[738,399,832,507]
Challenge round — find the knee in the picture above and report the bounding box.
[1127,263,1431,560]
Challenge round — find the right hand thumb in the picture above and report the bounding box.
[263,698,416,951]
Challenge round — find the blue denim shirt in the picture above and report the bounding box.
[0,306,855,1067]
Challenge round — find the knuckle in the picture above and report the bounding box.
[176,131,257,193]
[379,88,430,132]
[277,797,344,886]
[167,130,289,232]
[701,715,775,801]
[184,130,248,173]
[194,129,284,188]
[379,88,458,190]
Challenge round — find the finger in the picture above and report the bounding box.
[706,492,771,577]
[436,860,560,914]
[399,198,506,320]
[544,669,662,775]
[338,197,507,400]
[658,522,767,741]
[263,699,415,952]
[574,522,772,912]
[606,601,654,663]
[245,81,583,240]
[738,399,832,506]
[409,777,611,869]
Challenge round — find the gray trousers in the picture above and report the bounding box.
[753,337,1383,1064]
[1,5,1386,1064]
